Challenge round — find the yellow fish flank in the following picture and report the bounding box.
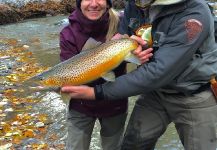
[29,38,138,87]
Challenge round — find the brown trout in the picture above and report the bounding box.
[28,38,139,87]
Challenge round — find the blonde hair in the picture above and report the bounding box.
[106,8,120,41]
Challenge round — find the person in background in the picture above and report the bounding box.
[61,0,217,149]
[59,0,152,149]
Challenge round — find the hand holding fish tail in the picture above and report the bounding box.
[61,85,95,100]
[130,35,153,64]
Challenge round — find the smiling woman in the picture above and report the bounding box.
[59,0,128,150]
[80,0,108,20]
[76,0,119,41]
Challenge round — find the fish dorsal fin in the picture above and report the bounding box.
[82,37,102,51]
[125,53,141,65]
[101,71,115,82]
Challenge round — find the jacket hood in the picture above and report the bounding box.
[152,0,185,6]
[68,9,109,38]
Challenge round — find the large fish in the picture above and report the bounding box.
[27,38,139,88]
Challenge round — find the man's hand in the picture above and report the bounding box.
[61,85,95,100]
[130,35,153,64]
[112,34,153,64]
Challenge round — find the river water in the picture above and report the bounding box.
[0,15,182,149]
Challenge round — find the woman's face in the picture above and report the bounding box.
[81,0,108,21]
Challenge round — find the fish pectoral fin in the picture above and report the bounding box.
[101,71,116,82]
[81,37,102,51]
[124,53,141,65]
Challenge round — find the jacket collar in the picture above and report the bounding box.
[150,0,187,22]
[152,0,185,6]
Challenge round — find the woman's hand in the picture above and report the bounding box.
[130,35,153,64]
[61,85,95,100]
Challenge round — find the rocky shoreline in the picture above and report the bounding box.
[0,0,125,25]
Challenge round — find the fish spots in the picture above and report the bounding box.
[31,39,138,87]
[185,19,203,42]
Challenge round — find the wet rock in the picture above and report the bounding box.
[0,0,73,25]
[21,138,42,146]
[60,0,76,13]
[0,0,125,25]
[0,4,22,25]
[18,1,64,19]
[0,43,9,51]
[0,58,16,76]
[0,63,10,75]
[54,18,69,27]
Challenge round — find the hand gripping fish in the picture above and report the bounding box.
[26,38,140,89]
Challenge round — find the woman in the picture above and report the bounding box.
[59,0,127,149]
